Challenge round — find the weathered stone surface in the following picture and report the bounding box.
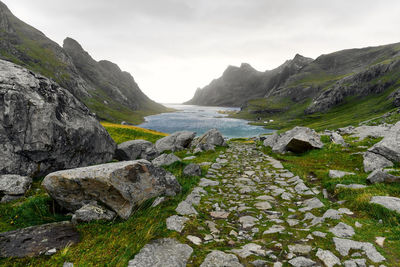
[349,125,391,141]
[370,196,400,214]
[329,132,348,146]
[42,160,181,219]
[0,59,116,177]
[183,163,202,176]
[316,249,340,267]
[200,250,243,267]
[288,256,316,267]
[367,169,400,184]
[329,170,355,178]
[187,235,202,245]
[368,121,400,163]
[71,203,116,224]
[155,131,196,153]
[329,222,355,238]
[239,216,258,229]
[299,198,324,212]
[263,225,285,234]
[0,174,32,196]
[288,244,312,255]
[176,201,198,215]
[152,153,181,167]
[128,238,193,267]
[333,237,385,262]
[166,215,189,233]
[231,243,266,258]
[336,184,367,190]
[272,127,323,153]
[115,140,158,161]
[199,178,219,187]
[192,128,227,152]
[263,132,279,148]
[343,259,366,267]
[0,221,79,258]
[363,152,393,172]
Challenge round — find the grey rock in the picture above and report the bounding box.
[63,262,74,267]
[0,174,32,195]
[155,131,196,153]
[344,259,366,267]
[367,169,400,184]
[128,238,193,267]
[336,184,367,189]
[251,259,268,267]
[333,237,385,263]
[329,222,355,238]
[231,243,266,258]
[183,156,196,160]
[239,216,258,229]
[0,221,79,258]
[166,215,189,233]
[316,249,340,267]
[115,139,158,161]
[369,121,400,163]
[192,128,227,152]
[299,197,324,212]
[322,209,342,220]
[329,170,355,178]
[1,195,23,203]
[330,132,348,146]
[183,163,202,176]
[350,125,391,141]
[71,203,116,224]
[272,127,323,153]
[199,178,219,187]
[288,256,316,267]
[176,201,198,215]
[363,152,393,172]
[200,250,243,267]
[0,59,116,177]
[263,225,285,234]
[151,196,165,207]
[263,132,279,148]
[370,196,400,214]
[42,160,181,219]
[152,154,181,167]
[45,248,57,256]
[288,244,312,255]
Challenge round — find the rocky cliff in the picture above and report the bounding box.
[0,1,167,124]
[186,42,400,120]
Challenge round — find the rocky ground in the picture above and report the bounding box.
[129,142,389,267]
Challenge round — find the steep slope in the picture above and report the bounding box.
[185,55,313,107]
[63,38,167,123]
[0,1,167,124]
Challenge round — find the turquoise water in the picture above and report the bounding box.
[138,104,273,139]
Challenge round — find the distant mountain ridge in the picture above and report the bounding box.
[0,1,167,124]
[186,42,400,122]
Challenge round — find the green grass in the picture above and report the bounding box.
[259,135,400,265]
[100,122,168,144]
[0,123,227,266]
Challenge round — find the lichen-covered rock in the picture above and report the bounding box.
[200,250,243,267]
[0,174,32,196]
[115,139,158,161]
[71,203,116,224]
[42,160,181,219]
[192,128,227,152]
[263,132,279,148]
[128,238,193,267]
[183,163,202,176]
[152,153,181,167]
[368,121,400,163]
[272,127,323,153]
[0,221,79,258]
[363,152,393,172]
[155,131,196,153]
[0,59,116,177]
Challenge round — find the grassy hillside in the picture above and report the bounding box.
[101,122,168,144]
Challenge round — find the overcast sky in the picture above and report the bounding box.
[3,0,400,103]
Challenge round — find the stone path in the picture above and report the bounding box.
[130,142,387,267]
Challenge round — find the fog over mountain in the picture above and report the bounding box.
[3,0,400,102]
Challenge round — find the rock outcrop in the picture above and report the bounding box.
[0,59,116,177]
[192,129,227,152]
[71,203,116,224]
[42,160,181,219]
[370,196,400,214]
[267,127,323,153]
[367,169,400,184]
[152,154,181,167]
[115,139,158,161]
[183,163,202,177]
[155,131,196,153]
[0,174,32,202]
[0,221,80,258]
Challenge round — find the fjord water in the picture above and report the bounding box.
[138,104,272,139]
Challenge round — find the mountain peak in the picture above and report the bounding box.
[63,37,84,52]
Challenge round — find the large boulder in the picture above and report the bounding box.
[272,127,323,153]
[370,196,400,214]
[0,174,32,202]
[0,59,116,177]
[363,152,393,172]
[263,132,279,148]
[155,131,196,153]
[42,160,181,219]
[192,128,227,152]
[152,154,181,167]
[183,163,202,176]
[366,169,400,184]
[0,221,80,258]
[115,139,159,161]
[368,121,400,163]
